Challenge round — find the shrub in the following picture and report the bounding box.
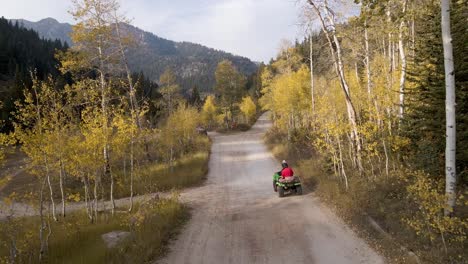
[403,170,467,253]
[110,195,189,263]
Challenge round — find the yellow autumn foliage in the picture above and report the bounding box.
[239,96,257,124]
[201,95,217,128]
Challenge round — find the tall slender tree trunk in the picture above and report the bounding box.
[83,175,92,220]
[365,20,383,127]
[59,159,66,217]
[326,1,362,159]
[93,172,99,222]
[382,138,390,176]
[307,0,363,172]
[114,16,150,170]
[309,32,315,115]
[97,38,115,215]
[364,18,373,107]
[110,161,115,215]
[32,80,57,222]
[336,135,349,190]
[387,8,394,72]
[45,209,52,252]
[38,176,47,262]
[398,0,408,120]
[114,22,140,125]
[355,62,362,90]
[44,157,57,221]
[411,16,416,59]
[382,38,387,59]
[441,0,457,215]
[129,133,135,212]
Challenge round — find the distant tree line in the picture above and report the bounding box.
[0,17,68,131]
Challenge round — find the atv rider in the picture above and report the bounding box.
[279,160,294,179]
[274,160,294,192]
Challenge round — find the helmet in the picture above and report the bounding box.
[281,160,288,168]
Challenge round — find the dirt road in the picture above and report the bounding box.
[159,113,384,264]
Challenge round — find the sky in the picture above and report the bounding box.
[1,0,307,62]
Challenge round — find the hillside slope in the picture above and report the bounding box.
[10,18,258,92]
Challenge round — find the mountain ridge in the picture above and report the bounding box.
[8,17,258,92]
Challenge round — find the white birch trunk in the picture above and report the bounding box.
[441,0,457,215]
[129,133,135,212]
[398,0,408,120]
[382,38,387,60]
[59,159,65,217]
[109,154,115,215]
[355,62,361,90]
[411,16,415,59]
[38,177,47,261]
[44,157,57,221]
[382,139,390,176]
[309,32,315,115]
[83,175,91,220]
[364,18,372,104]
[387,9,393,72]
[336,135,349,190]
[114,19,141,128]
[307,0,363,172]
[93,173,98,222]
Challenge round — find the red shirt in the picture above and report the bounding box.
[281,167,294,178]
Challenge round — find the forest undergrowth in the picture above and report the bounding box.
[265,129,467,264]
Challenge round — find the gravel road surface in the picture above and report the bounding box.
[159,113,384,264]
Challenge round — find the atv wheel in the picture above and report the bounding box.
[278,186,285,198]
[273,181,277,192]
[296,186,303,195]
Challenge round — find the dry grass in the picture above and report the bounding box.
[1,148,211,202]
[0,196,188,263]
[115,151,210,198]
[0,146,209,262]
[264,131,467,264]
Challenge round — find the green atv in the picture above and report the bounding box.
[273,173,303,198]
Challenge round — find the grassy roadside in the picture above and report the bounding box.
[1,143,211,200]
[0,139,211,262]
[0,195,188,263]
[114,151,210,198]
[264,130,466,264]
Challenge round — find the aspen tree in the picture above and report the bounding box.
[159,68,181,116]
[239,96,257,124]
[202,95,218,129]
[306,0,363,171]
[14,77,61,221]
[440,0,457,215]
[309,31,316,115]
[398,0,409,120]
[69,0,121,214]
[215,60,247,125]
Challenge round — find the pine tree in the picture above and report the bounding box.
[405,0,446,176]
